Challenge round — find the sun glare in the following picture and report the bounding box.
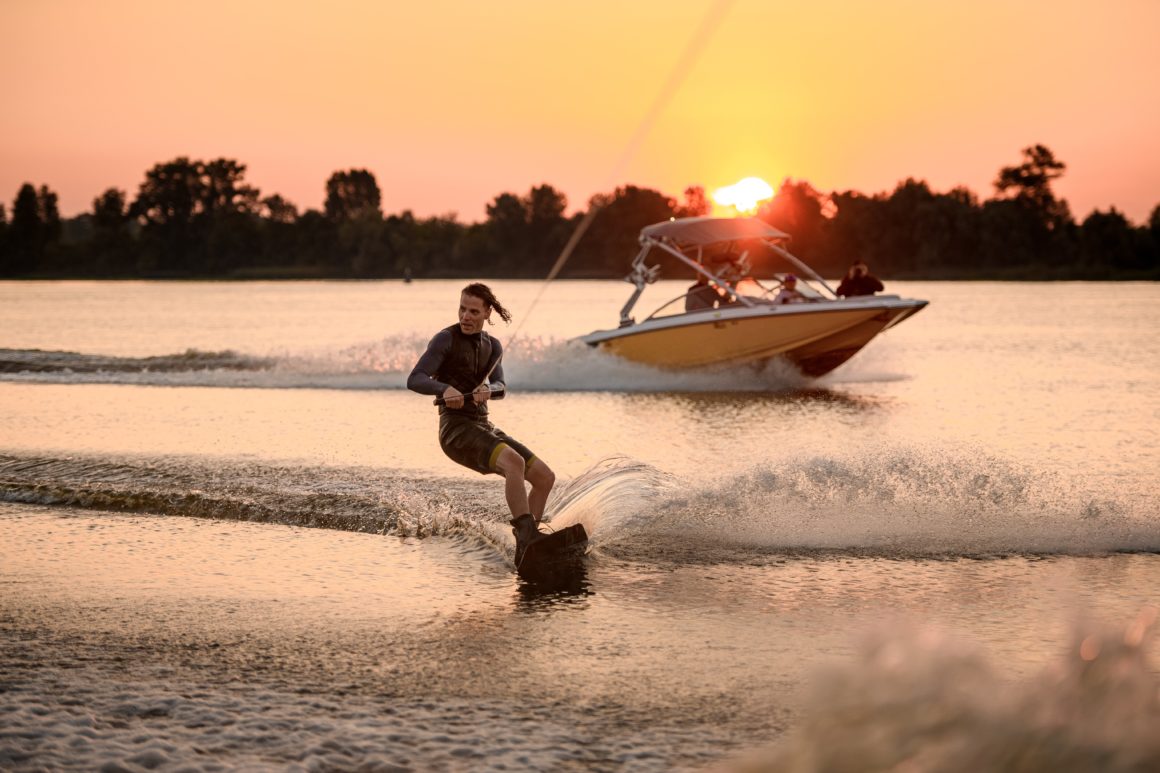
[712,177,774,215]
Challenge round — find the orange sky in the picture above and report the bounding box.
[2,0,1158,223]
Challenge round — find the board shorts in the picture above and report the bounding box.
[438,413,537,476]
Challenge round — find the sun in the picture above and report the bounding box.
[712,177,774,215]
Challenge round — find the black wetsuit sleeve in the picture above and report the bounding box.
[407,330,453,396]
[486,337,506,400]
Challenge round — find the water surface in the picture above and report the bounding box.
[2,280,1158,771]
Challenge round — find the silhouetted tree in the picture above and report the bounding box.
[827,183,984,278]
[481,192,527,274]
[381,210,465,277]
[569,185,681,277]
[467,184,571,276]
[87,188,135,274]
[826,189,888,275]
[3,183,57,275]
[980,145,1076,271]
[37,185,62,244]
[524,183,570,274]
[910,185,982,275]
[200,159,259,216]
[287,209,338,272]
[322,170,385,275]
[994,144,1070,226]
[93,188,128,230]
[243,195,301,274]
[1080,208,1154,276]
[381,210,421,275]
[261,195,298,224]
[6,185,41,274]
[199,159,260,274]
[339,215,388,276]
[131,157,260,274]
[885,179,940,275]
[757,179,829,272]
[678,185,711,218]
[130,157,200,272]
[1147,204,1160,276]
[325,169,382,222]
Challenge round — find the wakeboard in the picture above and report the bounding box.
[520,523,589,567]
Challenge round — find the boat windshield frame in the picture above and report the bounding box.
[617,218,840,327]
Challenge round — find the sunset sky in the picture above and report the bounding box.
[2,0,1157,224]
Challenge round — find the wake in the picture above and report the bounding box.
[3,451,1155,560]
[0,336,820,392]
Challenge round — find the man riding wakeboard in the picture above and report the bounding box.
[406,283,556,563]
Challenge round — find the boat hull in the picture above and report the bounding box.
[581,299,927,376]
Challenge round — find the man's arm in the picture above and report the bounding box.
[485,337,506,400]
[407,331,453,396]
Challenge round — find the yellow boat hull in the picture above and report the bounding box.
[585,302,925,376]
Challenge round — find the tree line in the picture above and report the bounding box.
[0,145,1156,280]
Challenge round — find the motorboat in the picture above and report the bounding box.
[578,216,928,376]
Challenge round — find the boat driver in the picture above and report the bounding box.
[406,283,556,563]
[837,260,885,297]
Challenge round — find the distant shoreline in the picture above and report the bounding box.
[4,147,1158,285]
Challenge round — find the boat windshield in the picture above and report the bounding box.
[643,273,829,321]
[735,275,827,302]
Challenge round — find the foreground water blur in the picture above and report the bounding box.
[1,280,1158,771]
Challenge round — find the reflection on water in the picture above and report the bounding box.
[659,387,887,414]
[515,563,593,605]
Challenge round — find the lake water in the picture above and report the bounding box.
[1,279,1158,771]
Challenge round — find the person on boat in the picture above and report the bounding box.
[773,274,807,304]
[837,260,885,297]
[407,283,556,563]
[685,275,725,311]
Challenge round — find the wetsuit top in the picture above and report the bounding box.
[407,324,506,417]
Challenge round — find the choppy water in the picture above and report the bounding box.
[1,279,1158,771]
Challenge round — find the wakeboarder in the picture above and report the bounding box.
[407,283,556,563]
